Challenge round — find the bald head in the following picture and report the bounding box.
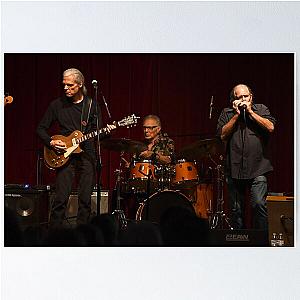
[230,84,253,103]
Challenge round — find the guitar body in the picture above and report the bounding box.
[44,130,83,169]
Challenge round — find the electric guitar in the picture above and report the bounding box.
[44,114,139,169]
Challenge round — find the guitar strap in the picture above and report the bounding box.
[80,96,93,133]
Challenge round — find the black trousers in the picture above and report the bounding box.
[226,175,269,230]
[50,152,96,226]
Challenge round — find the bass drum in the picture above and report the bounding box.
[136,190,195,224]
[193,183,214,219]
[180,183,213,219]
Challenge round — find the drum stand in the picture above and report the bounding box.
[137,168,153,221]
[112,154,127,229]
[209,156,233,230]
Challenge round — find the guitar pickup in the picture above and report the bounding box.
[71,138,77,146]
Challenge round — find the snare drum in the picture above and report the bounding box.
[136,190,195,224]
[129,160,156,191]
[172,159,198,188]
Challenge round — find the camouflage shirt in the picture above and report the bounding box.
[134,133,175,164]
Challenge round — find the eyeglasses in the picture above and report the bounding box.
[143,126,158,130]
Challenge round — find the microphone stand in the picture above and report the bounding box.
[99,85,112,119]
[112,153,127,230]
[209,95,214,119]
[93,84,103,216]
[209,154,233,230]
[94,81,112,216]
[138,168,153,221]
[144,168,153,221]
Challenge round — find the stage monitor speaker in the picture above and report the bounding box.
[267,196,294,247]
[209,229,269,246]
[4,188,49,230]
[49,191,109,224]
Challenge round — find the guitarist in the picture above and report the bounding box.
[37,68,116,228]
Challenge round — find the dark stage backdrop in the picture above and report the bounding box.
[4,53,294,196]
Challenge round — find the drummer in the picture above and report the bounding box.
[137,114,175,164]
[122,115,175,212]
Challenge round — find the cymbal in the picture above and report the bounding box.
[101,138,147,153]
[177,138,223,160]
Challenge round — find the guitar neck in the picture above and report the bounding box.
[74,114,138,145]
[76,127,110,144]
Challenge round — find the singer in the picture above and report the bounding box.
[216,84,276,231]
[37,68,116,228]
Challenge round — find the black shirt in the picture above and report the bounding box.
[216,103,276,179]
[37,96,102,156]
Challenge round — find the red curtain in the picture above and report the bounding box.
[4,53,294,196]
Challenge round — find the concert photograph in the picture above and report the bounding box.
[4,53,294,247]
[2,2,300,300]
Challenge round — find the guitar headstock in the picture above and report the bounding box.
[117,114,140,128]
[4,95,13,107]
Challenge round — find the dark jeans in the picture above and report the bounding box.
[226,175,268,230]
[50,152,96,227]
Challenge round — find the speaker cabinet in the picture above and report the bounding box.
[267,196,294,247]
[4,188,49,229]
[49,190,109,223]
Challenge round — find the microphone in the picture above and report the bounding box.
[92,79,98,88]
[92,79,112,119]
[238,104,247,110]
[239,104,247,123]
[209,96,214,119]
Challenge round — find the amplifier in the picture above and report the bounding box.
[49,190,109,222]
[67,191,109,218]
[267,197,294,247]
[4,188,49,229]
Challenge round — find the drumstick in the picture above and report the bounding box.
[121,157,130,168]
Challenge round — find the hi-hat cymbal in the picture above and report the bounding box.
[101,138,147,153]
[177,138,223,160]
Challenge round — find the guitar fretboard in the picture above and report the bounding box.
[76,128,109,144]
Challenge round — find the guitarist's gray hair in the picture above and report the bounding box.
[63,68,87,96]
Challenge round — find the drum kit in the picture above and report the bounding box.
[102,137,232,229]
